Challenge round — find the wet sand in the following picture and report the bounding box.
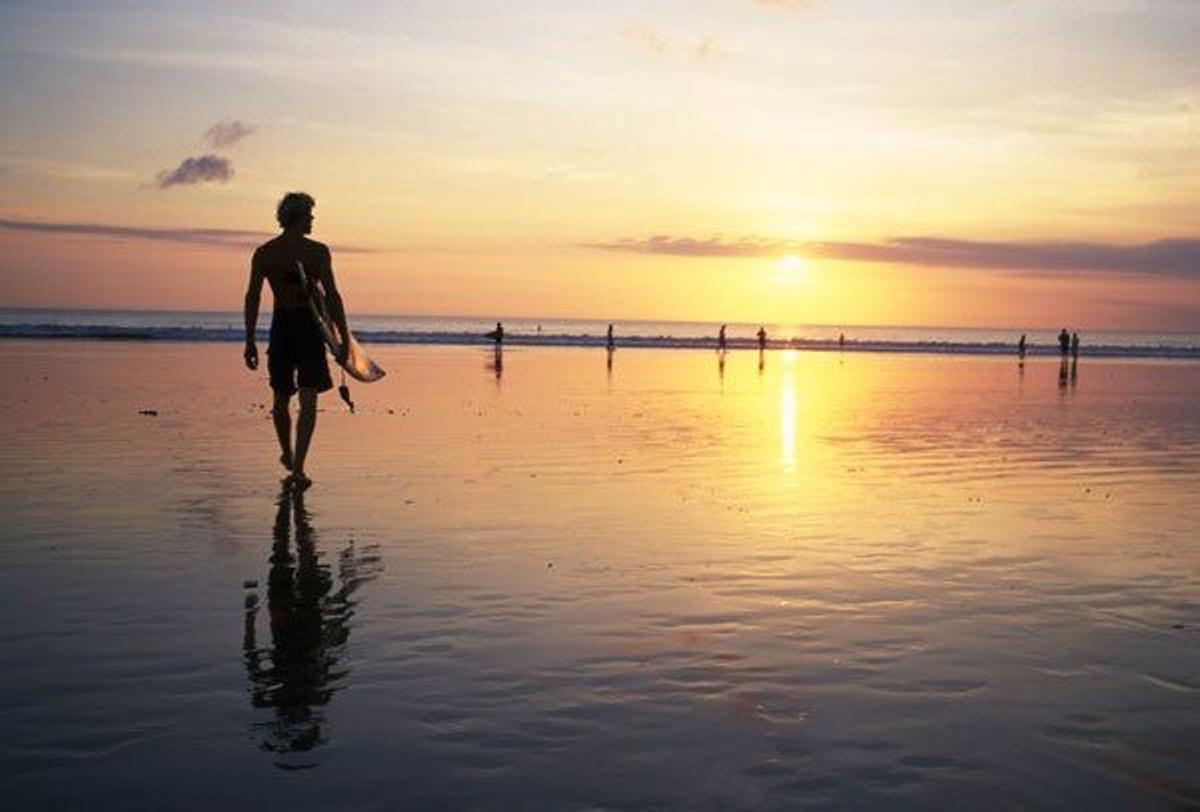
[1,340,1198,808]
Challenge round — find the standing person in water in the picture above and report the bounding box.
[243,192,348,490]
[757,326,767,351]
[606,323,615,350]
[1058,328,1071,355]
[718,324,727,352]
[489,322,504,346]
[1018,334,1027,358]
[1071,332,1080,358]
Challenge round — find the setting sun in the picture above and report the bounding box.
[772,254,810,284]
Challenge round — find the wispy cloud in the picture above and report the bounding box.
[623,23,669,55]
[622,23,720,62]
[154,154,234,188]
[585,235,793,257]
[0,217,263,247]
[0,217,375,253]
[754,0,815,10]
[203,119,254,148]
[693,36,720,63]
[586,234,1200,277]
[0,154,137,183]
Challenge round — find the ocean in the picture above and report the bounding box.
[2,308,1199,358]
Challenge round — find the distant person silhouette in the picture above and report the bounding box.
[243,192,348,490]
[1058,328,1070,355]
[839,332,845,349]
[718,324,727,352]
[487,321,504,346]
[757,326,767,351]
[606,323,615,350]
[1018,333,1027,358]
[1071,332,1080,358]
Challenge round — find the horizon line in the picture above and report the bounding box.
[0,304,1194,336]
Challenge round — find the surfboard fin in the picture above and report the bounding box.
[338,383,355,413]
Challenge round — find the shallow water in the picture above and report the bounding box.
[1,342,1198,808]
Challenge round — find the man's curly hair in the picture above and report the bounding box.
[276,192,315,229]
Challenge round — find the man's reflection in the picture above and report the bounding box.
[243,484,380,767]
[489,345,504,380]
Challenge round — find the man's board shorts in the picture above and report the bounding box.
[268,308,333,395]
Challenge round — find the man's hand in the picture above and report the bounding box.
[244,342,259,370]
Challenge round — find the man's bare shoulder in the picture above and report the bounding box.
[253,235,286,258]
[300,237,331,257]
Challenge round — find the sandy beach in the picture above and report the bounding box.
[2,340,1198,808]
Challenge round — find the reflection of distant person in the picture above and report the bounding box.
[1071,332,1080,358]
[243,192,349,490]
[757,326,767,351]
[1017,333,1027,358]
[606,323,615,350]
[718,324,727,351]
[487,322,504,346]
[1058,328,1070,355]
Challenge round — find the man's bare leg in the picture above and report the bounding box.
[272,391,294,472]
[290,387,318,489]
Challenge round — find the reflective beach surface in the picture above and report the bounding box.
[2,341,1198,808]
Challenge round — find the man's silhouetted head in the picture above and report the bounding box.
[277,192,315,234]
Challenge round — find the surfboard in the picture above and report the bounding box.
[296,260,385,383]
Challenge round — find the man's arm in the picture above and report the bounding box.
[319,245,350,362]
[243,250,265,369]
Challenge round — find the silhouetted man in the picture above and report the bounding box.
[757,325,767,351]
[1058,328,1070,355]
[243,192,349,490]
[718,324,727,351]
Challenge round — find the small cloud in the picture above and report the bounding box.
[154,154,234,188]
[203,119,254,148]
[623,23,670,55]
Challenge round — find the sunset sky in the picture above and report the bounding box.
[2,0,1199,328]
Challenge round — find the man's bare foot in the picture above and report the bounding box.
[289,472,312,491]
[279,452,293,472]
